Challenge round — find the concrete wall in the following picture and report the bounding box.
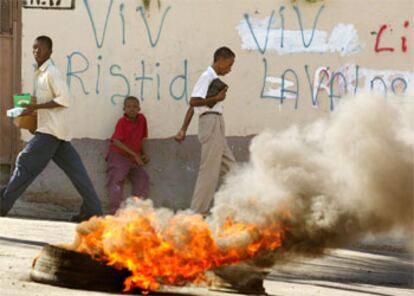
[14,0,414,214]
[22,136,251,213]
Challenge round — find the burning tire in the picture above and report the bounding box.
[31,244,267,294]
[31,244,131,292]
[214,263,268,295]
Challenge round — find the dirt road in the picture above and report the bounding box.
[0,217,412,296]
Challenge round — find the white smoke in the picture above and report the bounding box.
[71,94,413,291]
[211,93,414,258]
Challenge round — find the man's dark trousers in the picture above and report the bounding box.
[0,132,103,216]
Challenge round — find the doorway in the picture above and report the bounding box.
[0,0,22,181]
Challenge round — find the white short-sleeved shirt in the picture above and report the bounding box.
[34,59,72,141]
[191,66,223,115]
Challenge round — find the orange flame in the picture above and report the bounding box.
[74,201,285,292]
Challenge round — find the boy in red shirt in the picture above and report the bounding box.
[106,96,149,214]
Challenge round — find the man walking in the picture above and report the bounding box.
[187,47,236,215]
[0,35,103,222]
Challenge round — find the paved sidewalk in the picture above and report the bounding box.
[0,217,413,296]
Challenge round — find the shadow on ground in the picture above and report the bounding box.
[267,248,413,294]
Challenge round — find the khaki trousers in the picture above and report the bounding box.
[190,114,235,214]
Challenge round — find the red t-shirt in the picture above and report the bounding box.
[108,114,148,160]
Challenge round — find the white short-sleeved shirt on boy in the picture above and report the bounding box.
[191,66,224,115]
[33,59,72,141]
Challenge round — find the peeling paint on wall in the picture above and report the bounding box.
[237,12,363,56]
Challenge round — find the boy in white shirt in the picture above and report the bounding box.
[176,47,236,215]
[0,36,102,222]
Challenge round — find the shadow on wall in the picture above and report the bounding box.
[15,136,252,216]
[0,164,11,187]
